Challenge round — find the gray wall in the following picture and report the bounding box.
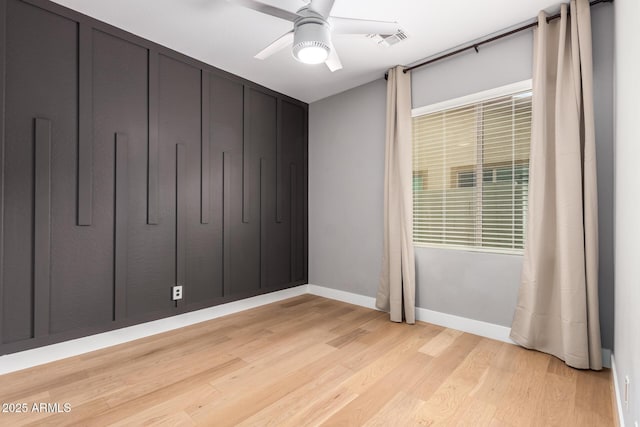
[309,79,386,298]
[614,0,640,425]
[409,29,533,328]
[309,5,615,348]
[411,30,532,108]
[412,4,615,347]
[591,3,615,352]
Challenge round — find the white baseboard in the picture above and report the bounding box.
[307,284,514,344]
[0,286,308,376]
[611,355,626,427]
[0,283,614,376]
[307,284,377,310]
[415,306,515,344]
[307,284,613,365]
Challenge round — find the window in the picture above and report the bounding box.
[412,81,532,253]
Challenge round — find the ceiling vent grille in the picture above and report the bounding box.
[368,30,408,47]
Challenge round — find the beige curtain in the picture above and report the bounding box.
[376,66,415,324]
[510,0,601,370]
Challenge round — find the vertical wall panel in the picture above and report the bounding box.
[130,53,199,316]
[259,157,265,289]
[77,22,93,226]
[33,118,51,338]
[211,75,244,300]
[50,26,121,335]
[0,0,6,345]
[253,90,286,289]
[164,58,210,308]
[3,0,78,343]
[236,89,275,293]
[281,100,307,283]
[114,133,128,321]
[276,98,283,223]
[127,53,179,315]
[91,30,147,324]
[290,163,297,282]
[186,70,222,306]
[242,86,251,224]
[212,76,259,296]
[262,147,290,289]
[175,143,186,309]
[222,151,232,297]
[147,50,159,225]
[204,74,224,301]
[201,71,210,225]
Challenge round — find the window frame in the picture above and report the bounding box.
[411,79,533,256]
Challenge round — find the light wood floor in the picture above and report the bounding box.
[0,295,615,426]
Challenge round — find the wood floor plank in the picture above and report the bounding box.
[104,355,245,408]
[236,365,353,427]
[363,391,426,427]
[469,341,518,406]
[31,334,236,412]
[341,324,438,395]
[0,392,53,427]
[532,371,577,427]
[340,321,435,371]
[409,337,500,425]
[573,368,615,423]
[448,397,497,427]
[102,385,215,427]
[187,345,340,425]
[280,386,359,427]
[0,295,615,427]
[408,332,483,402]
[419,328,464,357]
[327,328,369,348]
[322,352,435,426]
[492,346,551,426]
[25,397,112,427]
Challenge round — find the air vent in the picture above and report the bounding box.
[380,30,408,46]
[367,30,409,47]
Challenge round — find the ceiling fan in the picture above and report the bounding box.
[228,0,402,71]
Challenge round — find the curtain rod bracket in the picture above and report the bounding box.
[473,45,479,53]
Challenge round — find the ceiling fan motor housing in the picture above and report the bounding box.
[292,16,331,62]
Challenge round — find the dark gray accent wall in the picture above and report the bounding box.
[0,0,308,355]
[309,4,614,349]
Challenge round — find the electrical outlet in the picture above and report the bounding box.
[172,285,183,301]
[624,376,631,409]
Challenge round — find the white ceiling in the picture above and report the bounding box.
[50,0,565,103]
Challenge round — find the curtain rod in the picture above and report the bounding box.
[401,0,613,74]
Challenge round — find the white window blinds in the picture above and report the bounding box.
[412,85,532,253]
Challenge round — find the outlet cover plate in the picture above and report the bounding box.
[172,285,183,301]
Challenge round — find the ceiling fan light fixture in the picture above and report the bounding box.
[293,42,329,64]
[292,21,331,65]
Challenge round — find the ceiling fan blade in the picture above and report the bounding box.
[255,30,295,59]
[227,0,299,22]
[330,16,401,36]
[325,44,342,72]
[309,0,336,18]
